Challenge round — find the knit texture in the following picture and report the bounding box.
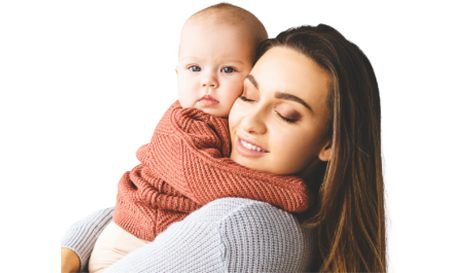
[61,207,114,272]
[61,198,395,273]
[113,101,314,241]
[61,198,316,273]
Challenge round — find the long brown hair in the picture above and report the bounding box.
[257,24,386,272]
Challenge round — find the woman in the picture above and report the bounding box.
[61,24,386,272]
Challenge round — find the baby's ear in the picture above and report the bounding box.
[175,66,178,75]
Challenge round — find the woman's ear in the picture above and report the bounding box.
[318,141,332,161]
[175,66,178,75]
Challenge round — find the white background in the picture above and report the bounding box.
[60,0,274,25]
[0,1,454,272]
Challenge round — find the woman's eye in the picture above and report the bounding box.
[221,67,235,73]
[239,95,254,102]
[189,66,201,72]
[276,111,297,123]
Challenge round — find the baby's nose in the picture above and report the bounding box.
[201,73,219,88]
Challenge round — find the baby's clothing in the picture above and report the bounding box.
[88,222,149,273]
[113,100,313,242]
[91,100,314,269]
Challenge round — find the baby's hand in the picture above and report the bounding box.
[61,248,80,273]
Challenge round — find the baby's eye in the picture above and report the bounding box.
[221,67,235,73]
[189,66,201,72]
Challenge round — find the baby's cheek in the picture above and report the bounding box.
[220,104,234,118]
[178,96,191,108]
[178,88,197,108]
[229,80,245,97]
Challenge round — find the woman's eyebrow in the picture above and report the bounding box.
[275,92,313,112]
[246,75,259,89]
[247,74,313,112]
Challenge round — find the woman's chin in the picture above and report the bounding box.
[231,151,260,171]
[230,154,274,174]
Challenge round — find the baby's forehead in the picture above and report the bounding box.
[179,16,257,50]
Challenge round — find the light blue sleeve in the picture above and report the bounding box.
[218,199,316,272]
[61,207,114,272]
[103,198,316,273]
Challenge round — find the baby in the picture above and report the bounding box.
[176,4,267,118]
[87,3,268,273]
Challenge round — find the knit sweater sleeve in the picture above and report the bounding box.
[104,198,316,273]
[61,207,114,272]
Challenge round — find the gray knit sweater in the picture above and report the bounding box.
[61,197,317,272]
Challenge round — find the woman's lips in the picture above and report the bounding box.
[198,95,219,106]
[238,135,268,151]
[235,136,268,157]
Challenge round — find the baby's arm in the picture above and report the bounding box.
[61,207,114,272]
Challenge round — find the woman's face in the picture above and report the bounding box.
[229,46,332,175]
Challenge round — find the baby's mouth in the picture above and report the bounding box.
[198,95,219,106]
[199,95,218,101]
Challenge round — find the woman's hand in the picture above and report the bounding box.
[61,248,80,273]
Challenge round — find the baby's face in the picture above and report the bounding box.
[176,21,255,117]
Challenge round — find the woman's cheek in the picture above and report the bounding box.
[231,99,252,132]
[228,100,242,129]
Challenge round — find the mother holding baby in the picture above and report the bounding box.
[61,3,386,273]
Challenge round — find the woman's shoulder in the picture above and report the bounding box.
[186,197,301,221]
[186,197,313,231]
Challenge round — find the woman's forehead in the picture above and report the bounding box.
[250,47,331,110]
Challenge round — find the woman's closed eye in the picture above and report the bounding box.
[275,110,298,123]
[239,94,255,102]
[240,93,298,123]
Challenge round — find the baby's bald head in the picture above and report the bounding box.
[184,3,267,52]
[180,3,268,62]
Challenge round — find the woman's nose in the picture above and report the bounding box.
[241,106,267,135]
[201,72,219,88]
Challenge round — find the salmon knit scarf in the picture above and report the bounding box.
[113,101,314,241]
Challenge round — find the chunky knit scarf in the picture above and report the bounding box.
[113,101,314,241]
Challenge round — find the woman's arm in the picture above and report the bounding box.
[104,198,316,273]
[217,199,317,272]
[61,207,114,272]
